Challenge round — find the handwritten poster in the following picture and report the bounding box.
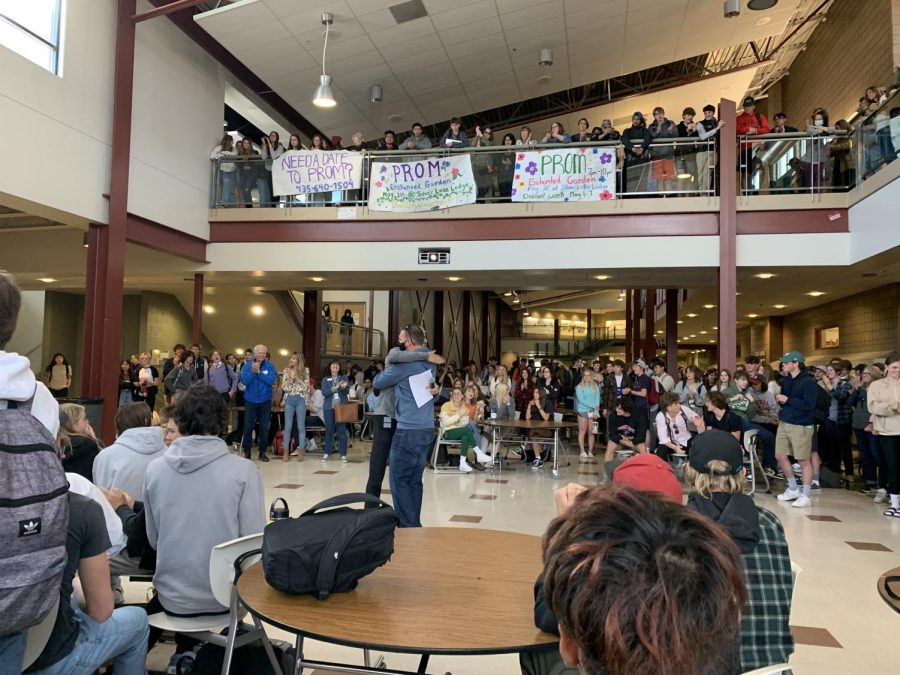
[367,155,476,212]
[272,150,363,196]
[512,148,616,202]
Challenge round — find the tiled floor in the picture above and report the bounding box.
[145,441,900,673]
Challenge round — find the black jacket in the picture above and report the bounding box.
[115,501,156,571]
[622,126,652,165]
[62,435,99,482]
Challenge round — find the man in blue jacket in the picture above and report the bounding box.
[239,344,277,462]
[775,351,819,508]
[373,324,437,527]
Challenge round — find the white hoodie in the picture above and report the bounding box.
[92,425,166,500]
[66,472,126,557]
[0,351,59,436]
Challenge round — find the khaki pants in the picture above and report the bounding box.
[776,421,814,461]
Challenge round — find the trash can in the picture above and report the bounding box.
[57,397,103,433]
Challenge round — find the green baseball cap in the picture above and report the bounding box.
[781,350,805,364]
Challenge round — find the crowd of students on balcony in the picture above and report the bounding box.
[210,69,900,206]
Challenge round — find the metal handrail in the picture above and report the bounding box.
[322,319,384,358]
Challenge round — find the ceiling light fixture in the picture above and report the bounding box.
[677,320,684,324]
[748,313,759,318]
[250,305,265,317]
[593,275,610,281]
[447,276,461,282]
[278,349,290,356]
[724,0,740,18]
[37,277,56,283]
[312,13,337,108]
[203,305,215,314]
[512,297,520,304]
[82,233,89,248]
[687,313,698,318]
[538,48,553,67]
[310,276,325,282]
[755,273,776,279]
[703,304,715,309]
[807,291,826,297]
[748,0,778,10]
[369,84,383,104]
[503,291,513,297]
[773,304,786,309]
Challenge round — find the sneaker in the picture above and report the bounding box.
[791,463,802,475]
[883,507,900,518]
[792,494,812,508]
[321,454,330,462]
[777,487,801,502]
[474,448,494,466]
[874,488,889,503]
[340,456,348,463]
[811,479,821,490]
[512,445,524,457]
[458,458,474,473]
[307,439,318,452]
[259,455,270,462]
[861,484,878,495]
[763,467,778,479]
[580,452,589,459]
[532,458,544,470]
[167,651,196,675]
[289,448,299,457]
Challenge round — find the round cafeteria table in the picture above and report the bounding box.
[481,418,578,478]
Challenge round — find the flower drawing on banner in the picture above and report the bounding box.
[441,160,451,171]
[517,153,525,160]
[375,181,383,188]
[599,190,613,200]
[600,152,613,165]
[579,147,587,153]
[451,168,460,179]
[525,161,538,176]
[591,148,599,154]
[515,163,521,171]
[598,175,607,184]
[514,174,520,181]
[380,165,388,173]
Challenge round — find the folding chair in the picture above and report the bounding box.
[22,596,60,671]
[146,534,283,675]
[740,664,792,675]
[743,429,771,496]
[430,422,467,474]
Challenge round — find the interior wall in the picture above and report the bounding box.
[779,0,894,123]
[42,291,85,393]
[8,291,46,374]
[140,292,196,364]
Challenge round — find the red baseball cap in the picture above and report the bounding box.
[612,454,683,504]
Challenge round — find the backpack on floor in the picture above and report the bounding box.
[180,638,294,675]
[0,394,70,636]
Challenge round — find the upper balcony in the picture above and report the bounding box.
[208,93,900,244]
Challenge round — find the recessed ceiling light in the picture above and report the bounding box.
[310,276,325,282]
[755,273,776,279]
[250,305,265,316]
[756,16,772,26]
[235,346,243,353]
[689,334,696,338]
[203,305,215,314]
[388,113,403,122]
[447,276,461,282]
[523,310,530,316]
[593,275,610,281]
[748,313,759,318]
[713,326,718,329]
[773,304,786,309]
[278,348,289,356]
[512,297,520,303]
[700,331,707,334]
[703,304,715,309]
[503,291,513,297]
[37,277,56,283]
[677,320,684,324]
[807,291,826,297]
[616,297,623,301]
[687,313,698,318]
[251,271,265,278]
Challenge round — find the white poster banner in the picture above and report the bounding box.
[511,147,616,202]
[367,154,476,212]
[272,150,363,196]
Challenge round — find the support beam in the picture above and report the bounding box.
[432,291,444,354]
[80,224,105,398]
[462,291,471,364]
[665,289,679,378]
[86,0,135,443]
[718,98,738,370]
[643,289,655,360]
[632,290,642,364]
[480,292,489,365]
[493,299,502,362]
[191,273,203,346]
[302,290,321,379]
[132,0,207,22]
[367,290,374,357]
[624,290,633,363]
[586,308,592,342]
[553,319,560,357]
[388,291,402,350]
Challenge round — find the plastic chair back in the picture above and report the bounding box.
[22,596,60,670]
[209,533,264,608]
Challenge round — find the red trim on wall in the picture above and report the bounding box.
[736,209,849,234]
[209,213,719,243]
[125,213,208,262]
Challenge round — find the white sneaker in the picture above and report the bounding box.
[792,494,812,508]
[340,456,348,463]
[321,454,330,462]
[777,487,801,501]
[474,447,493,466]
[307,439,317,452]
[580,452,589,459]
[874,488,888,503]
[458,457,474,473]
[289,448,299,457]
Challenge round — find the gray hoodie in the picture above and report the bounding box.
[144,435,265,615]
[92,426,166,500]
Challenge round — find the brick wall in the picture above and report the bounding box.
[781,283,899,363]
[780,0,895,124]
[894,0,900,64]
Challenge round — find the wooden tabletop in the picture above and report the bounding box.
[481,419,578,430]
[237,527,557,655]
[877,566,900,614]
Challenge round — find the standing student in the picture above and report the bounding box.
[204,349,235,405]
[280,352,309,461]
[774,352,819,509]
[322,359,350,462]
[575,368,600,459]
[868,352,900,518]
[340,308,354,355]
[44,353,72,398]
[238,344,277,462]
[210,134,237,206]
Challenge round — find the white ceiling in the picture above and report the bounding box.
[195,0,802,141]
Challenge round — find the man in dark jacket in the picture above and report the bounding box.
[774,351,819,508]
[621,111,652,194]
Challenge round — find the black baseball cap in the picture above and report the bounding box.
[742,96,756,107]
[688,430,743,475]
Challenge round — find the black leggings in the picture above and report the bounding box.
[366,415,395,502]
[882,435,900,495]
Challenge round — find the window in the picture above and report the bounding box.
[815,326,840,350]
[0,0,62,74]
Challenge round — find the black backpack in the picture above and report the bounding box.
[814,385,830,426]
[0,395,69,636]
[261,493,399,599]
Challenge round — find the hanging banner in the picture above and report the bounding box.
[511,147,616,202]
[272,150,363,196]
[367,154,476,212]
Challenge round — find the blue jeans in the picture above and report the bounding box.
[242,399,271,458]
[256,176,272,205]
[31,604,149,675]
[219,170,236,206]
[283,395,306,451]
[389,428,435,528]
[0,632,25,675]
[855,428,880,486]
[324,409,347,457]
[877,126,896,165]
[741,418,776,469]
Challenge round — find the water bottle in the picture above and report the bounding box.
[490,401,497,419]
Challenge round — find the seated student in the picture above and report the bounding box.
[92,402,165,500]
[725,370,777,472]
[525,387,554,469]
[526,483,746,675]
[439,387,492,472]
[58,403,101,481]
[102,487,156,573]
[143,383,264,650]
[703,391,743,440]
[683,430,795,671]
[603,397,648,471]
[654,391,705,460]
[492,382,517,420]
[28,490,149,674]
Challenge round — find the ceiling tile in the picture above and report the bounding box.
[378,33,445,61]
[234,36,310,67]
[288,17,367,43]
[254,55,321,80]
[501,0,563,30]
[495,0,552,13]
[457,62,515,84]
[328,49,387,75]
[452,46,512,73]
[354,7,399,31]
[422,0,486,12]
[388,46,451,74]
[505,22,566,50]
[438,16,503,45]
[194,2,276,35]
[330,62,394,88]
[344,0,398,15]
[443,32,506,59]
[369,17,435,47]
[219,19,290,52]
[265,0,353,21]
[430,0,498,30]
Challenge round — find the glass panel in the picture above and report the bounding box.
[0,18,54,71]
[0,0,59,43]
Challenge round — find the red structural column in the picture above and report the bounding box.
[462,291,471,364]
[191,273,203,345]
[553,318,560,356]
[367,290,374,357]
[82,0,135,443]
[665,289,679,377]
[643,289,655,359]
[302,290,320,378]
[585,308,592,341]
[624,290,633,363]
[718,98,738,370]
[480,291,489,364]
[632,290,642,363]
[493,298,502,361]
[431,291,444,354]
[388,291,402,348]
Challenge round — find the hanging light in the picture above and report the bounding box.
[312,13,336,108]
